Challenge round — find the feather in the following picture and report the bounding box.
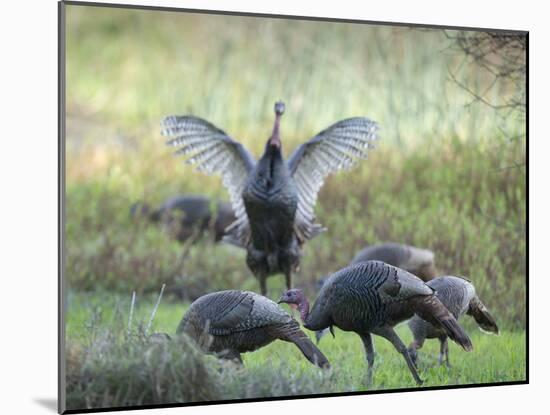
[287,117,379,241]
[161,116,256,246]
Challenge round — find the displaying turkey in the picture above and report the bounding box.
[130,195,236,243]
[278,261,472,385]
[162,101,379,295]
[177,290,330,368]
[350,243,437,281]
[407,276,498,367]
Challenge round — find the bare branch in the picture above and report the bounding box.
[493,162,526,172]
[446,30,526,115]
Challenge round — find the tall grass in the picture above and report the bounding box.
[65,292,525,411]
[66,136,526,328]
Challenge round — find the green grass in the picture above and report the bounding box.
[65,291,525,411]
[63,4,526,410]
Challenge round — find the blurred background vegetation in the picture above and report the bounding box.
[64,4,526,409]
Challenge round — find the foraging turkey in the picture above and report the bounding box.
[278,261,472,385]
[407,276,498,366]
[130,195,236,243]
[162,101,379,295]
[350,243,437,281]
[177,290,330,368]
[316,243,438,343]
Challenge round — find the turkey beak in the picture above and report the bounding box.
[277,295,286,304]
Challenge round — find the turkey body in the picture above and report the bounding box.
[350,243,437,281]
[162,102,379,295]
[408,276,498,366]
[131,195,236,243]
[317,242,437,341]
[279,261,472,385]
[243,144,301,293]
[177,290,330,368]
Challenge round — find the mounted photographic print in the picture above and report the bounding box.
[59,1,528,413]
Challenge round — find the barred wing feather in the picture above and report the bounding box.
[287,117,379,241]
[161,116,256,246]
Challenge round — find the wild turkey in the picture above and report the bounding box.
[177,290,330,368]
[316,243,438,343]
[350,243,437,281]
[278,261,472,385]
[130,195,236,243]
[162,101,379,295]
[407,276,498,366]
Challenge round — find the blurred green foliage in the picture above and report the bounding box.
[66,6,522,150]
[63,4,526,404]
[66,136,526,327]
[65,5,525,327]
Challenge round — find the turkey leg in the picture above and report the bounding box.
[258,273,268,296]
[407,336,425,368]
[373,325,423,385]
[438,336,450,367]
[359,332,376,386]
[285,271,293,290]
[219,349,243,365]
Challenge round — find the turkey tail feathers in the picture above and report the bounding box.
[293,335,331,369]
[468,296,499,335]
[281,326,331,369]
[417,296,473,352]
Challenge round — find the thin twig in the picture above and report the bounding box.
[446,31,526,115]
[448,71,517,110]
[493,162,526,172]
[146,284,166,334]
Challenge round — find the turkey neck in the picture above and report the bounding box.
[298,297,310,324]
[269,113,282,148]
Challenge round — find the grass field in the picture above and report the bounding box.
[63,4,526,411]
[65,291,525,409]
